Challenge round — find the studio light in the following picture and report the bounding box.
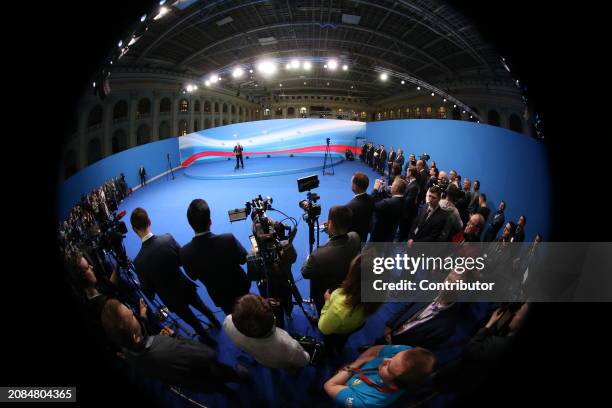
[140,14,147,22]
[154,6,169,20]
[232,67,244,78]
[257,60,277,75]
[209,74,219,83]
[342,64,348,71]
[417,86,421,90]
[401,80,405,85]
[431,92,435,96]
[380,73,388,81]
[118,40,123,48]
[327,59,338,70]
[453,104,457,108]
[303,61,312,70]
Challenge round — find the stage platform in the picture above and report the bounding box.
[183,156,345,180]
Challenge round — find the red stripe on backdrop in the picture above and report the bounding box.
[181,144,359,167]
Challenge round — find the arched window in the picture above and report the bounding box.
[414,107,421,119]
[178,119,188,136]
[287,107,295,115]
[361,111,367,120]
[264,108,271,117]
[509,114,523,133]
[194,100,201,112]
[160,98,171,114]
[275,107,283,116]
[389,110,394,118]
[239,106,243,115]
[112,129,127,154]
[299,107,307,116]
[137,124,151,145]
[204,119,211,129]
[223,119,228,126]
[159,121,170,139]
[113,100,128,121]
[488,110,501,126]
[194,119,199,132]
[214,102,219,113]
[437,106,447,119]
[231,105,236,114]
[405,108,411,119]
[137,98,151,117]
[179,99,189,113]
[87,105,103,127]
[222,103,228,113]
[204,101,211,113]
[425,107,432,118]
[64,149,77,179]
[87,138,102,165]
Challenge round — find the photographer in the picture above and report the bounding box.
[70,250,120,319]
[180,199,251,315]
[369,177,407,242]
[130,207,220,347]
[101,299,250,394]
[301,205,360,314]
[223,294,310,369]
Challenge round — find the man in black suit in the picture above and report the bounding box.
[130,208,220,346]
[301,205,361,313]
[483,201,506,242]
[475,193,491,225]
[180,199,251,315]
[378,145,387,174]
[397,166,421,241]
[408,186,448,243]
[346,172,375,243]
[415,160,428,204]
[138,165,146,187]
[395,148,405,170]
[101,299,249,394]
[369,177,408,242]
[511,215,527,243]
[233,142,244,170]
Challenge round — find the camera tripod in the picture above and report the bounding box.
[322,137,334,175]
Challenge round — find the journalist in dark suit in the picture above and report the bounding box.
[408,186,448,243]
[397,166,421,241]
[130,208,220,346]
[180,199,251,315]
[369,177,408,242]
[301,205,361,313]
[346,172,375,242]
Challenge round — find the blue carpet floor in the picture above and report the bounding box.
[116,158,490,408]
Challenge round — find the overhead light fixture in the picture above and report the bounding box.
[453,104,457,108]
[431,92,435,96]
[249,69,253,73]
[416,86,421,90]
[327,59,338,70]
[342,64,348,71]
[401,80,405,85]
[380,73,388,81]
[118,40,123,48]
[326,82,330,86]
[140,14,147,22]
[279,83,283,87]
[209,74,219,83]
[257,60,277,75]
[291,59,300,69]
[286,63,291,70]
[443,98,447,102]
[232,67,244,78]
[303,61,312,70]
[154,6,169,20]
[304,82,307,85]
[350,85,354,89]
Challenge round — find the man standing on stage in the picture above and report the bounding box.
[233,142,244,170]
[139,165,146,187]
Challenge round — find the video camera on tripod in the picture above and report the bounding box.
[297,175,323,254]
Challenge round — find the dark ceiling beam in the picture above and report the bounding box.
[177,22,455,75]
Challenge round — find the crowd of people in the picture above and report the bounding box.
[58,147,540,407]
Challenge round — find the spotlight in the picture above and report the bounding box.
[303,61,312,70]
[204,80,211,86]
[342,64,348,71]
[462,110,466,114]
[304,82,307,85]
[431,92,435,96]
[140,14,147,22]
[279,83,283,87]
[257,60,277,75]
[417,86,421,90]
[286,63,291,70]
[249,69,253,73]
[326,82,330,86]
[380,73,388,81]
[291,59,300,69]
[327,59,338,70]
[232,67,244,78]
[154,6,169,20]
[350,85,354,89]
[453,104,457,108]
[324,64,328,69]
[443,98,447,102]
[209,74,219,83]
[118,40,123,48]
[401,80,405,85]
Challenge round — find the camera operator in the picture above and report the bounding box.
[301,205,360,314]
[369,177,407,242]
[223,294,310,369]
[130,207,220,347]
[180,199,251,315]
[346,172,375,243]
[101,299,250,395]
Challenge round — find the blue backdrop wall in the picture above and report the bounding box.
[57,138,180,219]
[365,120,551,239]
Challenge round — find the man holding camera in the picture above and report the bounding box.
[180,199,251,316]
[369,177,408,242]
[301,205,360,314]
[130,207,220,347]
